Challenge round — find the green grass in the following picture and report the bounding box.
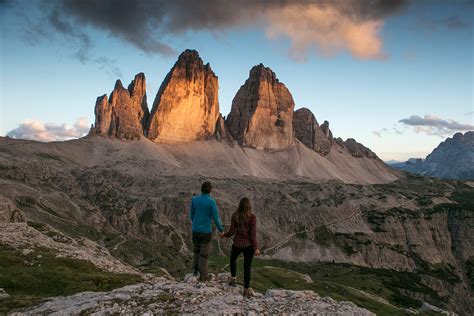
[0,244,142,313]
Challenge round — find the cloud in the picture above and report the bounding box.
[6,118,90,142]
[265,3,387,61]
[398,114,474,137]
[7,0,408,61]
[6,0,122,78]
[417,15,470,31]
[372,126,403,138]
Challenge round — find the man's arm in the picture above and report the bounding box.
[189,199,195,221]
[211,200,224,232]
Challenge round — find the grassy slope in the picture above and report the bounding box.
[0,244,142,314]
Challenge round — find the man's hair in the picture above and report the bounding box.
[201,181,212,194]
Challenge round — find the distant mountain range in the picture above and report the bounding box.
[390,131,474,180]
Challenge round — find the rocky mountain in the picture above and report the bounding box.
[2,49,472,314]
[293,107,333,155]
[226,64,295,150]
[89,73,149,140]
[391,131,474,179]
[147,49,220,143]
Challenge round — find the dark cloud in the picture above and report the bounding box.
[399,115,474,137]
[3,0,123,78]
[37,0,408,59]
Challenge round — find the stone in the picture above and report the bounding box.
[226,64,295,150]
[0,197,24,223]
[217,272,231,283]
[214,114,234,144]
[90,73,149,140]
[343,138,377,158]
[293,107,333,155]
[147,49,220,143]
[0,288,9,300]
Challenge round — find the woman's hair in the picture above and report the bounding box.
[236,197,252,223]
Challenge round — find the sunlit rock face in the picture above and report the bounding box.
[147,50,220,143]
[226,64,295,150]
[90,73,149,140]
[293,107,333,155]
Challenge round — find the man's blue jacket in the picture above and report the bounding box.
[189,193,224,233]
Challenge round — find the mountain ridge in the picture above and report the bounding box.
[391,131,474,179]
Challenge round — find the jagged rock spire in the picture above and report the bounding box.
[90,73,149,140]
[146,49,220,143]
[226,64,295,150]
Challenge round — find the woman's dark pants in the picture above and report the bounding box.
[230,245,254,289]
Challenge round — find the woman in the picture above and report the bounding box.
[220,197,260,298]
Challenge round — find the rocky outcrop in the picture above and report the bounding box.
[20,273,374,315]
[226,64,295,150]
[293,107,333,155]
[0,197,24,223]
[214,114,234,143]
[90,73,149,140]
[147,50,220,143]
[343,138,377,158]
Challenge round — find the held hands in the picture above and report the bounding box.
[219,232,225,238]
[254,249,261,256]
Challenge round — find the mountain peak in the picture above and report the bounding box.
[226,64,294,150]
[249,63,278,84]
[147,50,220,143]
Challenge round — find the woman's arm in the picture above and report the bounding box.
[223,216,237,238]
[249,214,258,252]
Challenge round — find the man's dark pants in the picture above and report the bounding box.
[192,231,212,279]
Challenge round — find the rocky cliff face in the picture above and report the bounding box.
[392,132,474,179]
[147,50,220,143]
[293,107,333,155]
[90,73,149,140]
[226,64,295,150]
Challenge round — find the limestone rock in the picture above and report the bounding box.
[344,138,377,158]
[214,114,234,144]
[293,107,332,155]
[147,49,220,143]
[20,278,375,315]
[90,73,149,140]
[0,288,9,300]
[0,197,24,223]
[226,64,295,150]
[320,120,333,143]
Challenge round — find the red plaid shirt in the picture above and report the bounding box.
[224,213,258,250]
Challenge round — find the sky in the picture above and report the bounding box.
[1,0,473,161]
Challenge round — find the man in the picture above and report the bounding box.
[189,181,224,281]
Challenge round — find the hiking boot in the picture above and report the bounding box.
[228,277,236,287]
[199,274,212,283]
[243,288,254,298]
[193,268,200,276]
